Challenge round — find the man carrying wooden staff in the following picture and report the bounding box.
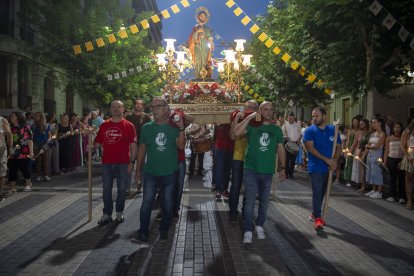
[303,107,341,230]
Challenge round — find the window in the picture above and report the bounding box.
[0,0,12,35]
[0,55,12,108]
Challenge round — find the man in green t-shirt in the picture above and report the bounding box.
[234,101,286,244]
[133,97,186,243]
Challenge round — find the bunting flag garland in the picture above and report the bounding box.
[367,0,414,49]
[73,0,194,55]
[106,61,152,81]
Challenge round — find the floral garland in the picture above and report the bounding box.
[164,82,238,104]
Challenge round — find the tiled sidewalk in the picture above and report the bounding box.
[0,166,413,275]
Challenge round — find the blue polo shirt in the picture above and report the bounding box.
[303,124,341,173]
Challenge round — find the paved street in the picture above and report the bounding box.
[0,162,413,276]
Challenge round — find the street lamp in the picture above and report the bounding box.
[157,38,188,103]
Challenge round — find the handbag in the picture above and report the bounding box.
[285,141,299,154]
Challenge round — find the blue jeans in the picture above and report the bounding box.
[243,169,273,232]
[174,160,186,212]
[229,160,244,215]
[310,172,328,218]
[139,171,177,236]
[214,149,233,193]
[101,164,128,216]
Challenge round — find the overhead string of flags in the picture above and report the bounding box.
[225,0,332,96]
[72,0,195,55]
[366,0,414,49]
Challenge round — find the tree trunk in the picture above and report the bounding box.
[365,88,375,119]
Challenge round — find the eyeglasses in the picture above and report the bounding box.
[150,104,166,110]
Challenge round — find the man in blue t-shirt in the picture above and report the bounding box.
[303,107,341,230]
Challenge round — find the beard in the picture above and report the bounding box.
[314,119,323,126]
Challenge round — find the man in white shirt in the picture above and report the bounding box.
[282,112,302,179]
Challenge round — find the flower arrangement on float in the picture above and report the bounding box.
[163,82,239,104]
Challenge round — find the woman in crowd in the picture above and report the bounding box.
[46,113,60,175]
[351,119,371,193]
[400,118,414,210]
[384,121,405,203]
[334,125,347,184]
[32,112,51,181]
[57,113,73,173]
[69,113,85,169]
[344,117,360,187]
[364,117,386,199]
[7,111,34,192]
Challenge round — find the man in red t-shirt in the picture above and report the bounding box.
[94,100,137,225]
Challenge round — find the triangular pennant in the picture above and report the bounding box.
[107,33,116,44]
[233,7,243,16]
[324,88,332,95]
[307,73,317,83]
[151,14,161,23]
[141,20,150,29]
[382,14,396,30]
[244,85,249,90]
[96,38,105,47]
[180,0,190,8]
[107,75,113,81]
[226,0,235,8]
[118,29,128,39]
[290,60,299,70]
[136,66,142,72]
[171,4,180,14]
[248,89,254,94]
[121,71,127,77]
[317,79,324,88]
[273,47,281,55]
[241,16,251,26]
[161,9,171,19]
[130,24,139,34]
[398,26,409,42]
[73,45,82,55]
[298,66,306,76]
[250,24,259,34]
[369,0,382,16]
[114,73,120,79]
[258,32,268,42]
[85,41,94,52]
[281,53,291,63]
[129,68,135,74]
[264,38,274,48]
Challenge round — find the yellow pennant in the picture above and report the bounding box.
[141,20,150,29]
[244,85,250,90]
[281,53,291,63]
[96,38,105,47]
[118,29,128,39]
[273,47,281,55]
[240,81,245,86]
[130,24,139,34]
[254,93,259,98]
[107,33,116,44]
[307,73,317,83]
[161,9,171,19]
[290,60,299,70]
[233,7,243,16]
[265,38,274,48]
[241,16,251,26]
[181,0,190,8]
[298,66,306,76]
[73,45,82,55]
[317,79,324,88]
[258,97,265,102]
[258,32,268,42]
[249,89,254,94]
[171,4,180,14]
[324,88,332,95]
[226,0,235,8]
[85,41,94,52]
[157,78,163,84]
[151,14,161,23]
[250,24,259,34]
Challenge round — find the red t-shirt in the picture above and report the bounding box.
[94,119,137,164]
[178,149,185,161]
[215,124,234,151]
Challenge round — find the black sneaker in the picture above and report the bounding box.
[228,213,237,223]
[159,231,168,242]
[115,213,124,223]
[131,232,148,243]
[98,216,113,226]
[215,192,221,199]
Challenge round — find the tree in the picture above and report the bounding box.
[25,0,162,109]
[250,0,414,118]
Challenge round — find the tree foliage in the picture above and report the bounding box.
[247,0,414,109]
[25,0,162,109]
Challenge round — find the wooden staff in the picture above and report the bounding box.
[88,131,93,222]
[322,119,340,220]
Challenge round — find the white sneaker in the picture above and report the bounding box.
[386,197,395,202]
[376,192,382,199]
[365,190,375,197]
[35,176,41,182]
[24,185,32,192]
[369,192,378,198]
[346,182,352,187]
[255,226,265,239]
[399,198,406,205]
[44,176,51,181]
[242,231,253,244]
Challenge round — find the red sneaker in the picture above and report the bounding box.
[221,190,230,198]
[314,218,325,230]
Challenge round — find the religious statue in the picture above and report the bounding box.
[187,7,214,80]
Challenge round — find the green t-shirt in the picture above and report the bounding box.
[140,122,179,176]
[244,124,284,174]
